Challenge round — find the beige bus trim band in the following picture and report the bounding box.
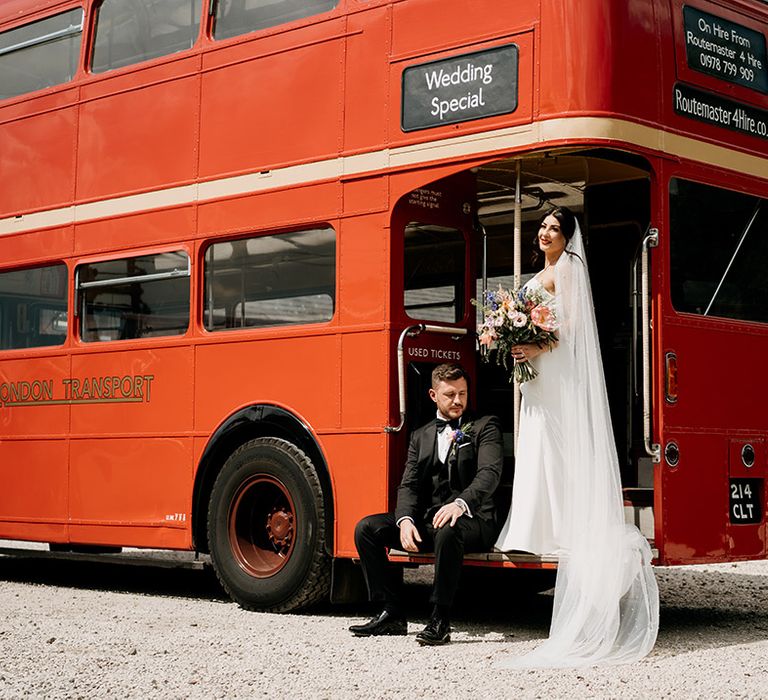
[0,116,766,237]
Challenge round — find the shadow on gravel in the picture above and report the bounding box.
[652,567,768,656]
[0,555,228,603]
[4,552,768,654]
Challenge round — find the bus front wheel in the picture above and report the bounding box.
[207,437,330,612]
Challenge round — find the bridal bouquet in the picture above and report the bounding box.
[474,284,559,383]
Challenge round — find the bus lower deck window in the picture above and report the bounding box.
[0,264,68,350]
[77,251,190,342]
[670,179,768,324]
[204,227,336,331]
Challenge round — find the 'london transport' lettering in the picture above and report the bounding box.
[0,374,154,408]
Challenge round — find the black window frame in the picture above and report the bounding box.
[203,226,337,333]
[76,250,191,343]
[403,222,467,325]
[90,0,204,74]
[0,262,69,351]
[0,7,84,101]
[211,0,340,42]
[669,176,768,325]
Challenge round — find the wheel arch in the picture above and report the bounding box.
[192,404,334,555]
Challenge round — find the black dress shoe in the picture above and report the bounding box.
[415,614,451,645]
[349,610,407,637]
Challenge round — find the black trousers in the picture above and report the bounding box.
[354,512,497,609]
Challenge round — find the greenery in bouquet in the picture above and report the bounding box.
[473,284,559,383]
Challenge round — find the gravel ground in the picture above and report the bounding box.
[2,547,768,699]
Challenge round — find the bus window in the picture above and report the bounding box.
[404,223,465,324]
[0,9,83,100]
[213,0,338,41]
[91,0,202,73]
[77,251,190,342]
[670,179,768,323]
[203,227,335,331]
[0,264,68,350]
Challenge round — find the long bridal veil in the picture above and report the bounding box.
[501,220,659,668]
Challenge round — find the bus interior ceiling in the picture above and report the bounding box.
[471,150,652,492]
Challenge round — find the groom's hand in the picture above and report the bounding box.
[399,520,422,552]
[432,502,464,529]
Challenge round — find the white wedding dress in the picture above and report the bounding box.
[495,279,565,555]
[495,222,659,668]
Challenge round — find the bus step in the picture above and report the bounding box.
[387,549,559,569]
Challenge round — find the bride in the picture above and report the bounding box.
[494,206,659,667]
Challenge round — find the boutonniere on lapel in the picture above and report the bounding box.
[447,421,474,460]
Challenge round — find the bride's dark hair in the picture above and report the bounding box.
[531,205,581,265]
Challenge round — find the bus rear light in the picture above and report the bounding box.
[664,352,678,404]
[664,441,680,467]
[742,444,756,468]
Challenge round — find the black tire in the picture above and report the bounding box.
[207,437,330,612]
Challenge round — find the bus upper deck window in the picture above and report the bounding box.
[92,0,202,73]
[213,0,338,41]
[0,9,84,100]
[0,264,68,350]
[404,223,465,324]
[77,251,190,342]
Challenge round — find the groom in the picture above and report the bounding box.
[349,363,503,645]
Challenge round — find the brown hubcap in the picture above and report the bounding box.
[228,475,297,578]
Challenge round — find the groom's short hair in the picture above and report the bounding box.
[431,363,469,388]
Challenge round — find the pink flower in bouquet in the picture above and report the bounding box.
[509,310,527,328]
[531,304,557,332]
[479,328,497,347]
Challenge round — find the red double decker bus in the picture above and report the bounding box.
[1,0,767,611]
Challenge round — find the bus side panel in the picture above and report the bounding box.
[0,354,70,541]
[0,93,77,218]
[197,183,341,238]
[662,322,768,432]
[67,346,193,546]
[660,432,727,563]
[74,207,196,257]
[322,432,388,558]
[0,227,73,267]
[77,66,200,201]
[198,22,345,180]
[343,5,389,155]
[391,0,536,59]
[194,336,341,433]
[340,332,387,427]
[660,321,768,563]
[0,440,69,542]
[337,213,389,325]
[68,437,192,549]
[727,439,766,559]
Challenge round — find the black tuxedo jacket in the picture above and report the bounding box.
[394,414,503,525]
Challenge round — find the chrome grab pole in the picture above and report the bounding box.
[385,324,468,433]
[513,160,522,453]
[640,228,661,463]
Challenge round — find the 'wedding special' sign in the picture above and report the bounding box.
[683,5,767,93]
[401,44,518,132]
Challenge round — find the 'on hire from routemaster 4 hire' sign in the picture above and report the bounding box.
[401,44,518,132]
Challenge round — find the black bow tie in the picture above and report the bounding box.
[436,418,460,433]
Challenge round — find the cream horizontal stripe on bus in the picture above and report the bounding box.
[0,116,766,238]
